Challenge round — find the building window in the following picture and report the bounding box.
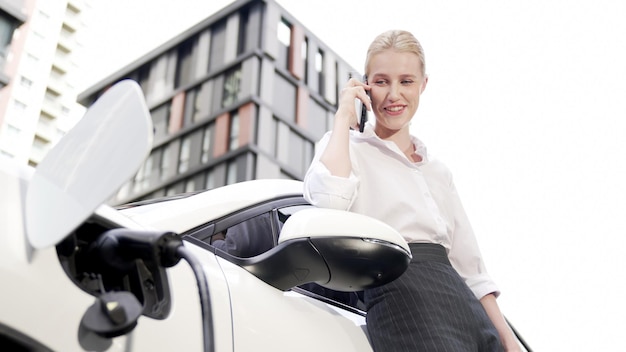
[151,102,171,142]
[5,124,20,138]
[44,88,59,102]
[307,97,328,139]
[272,72,296,122]
[31,31,45,47]
[276,120,314,177]
[178,136,191,173]
[166,183,182,197]
[184,178,195,193]
[26,53,39,65]
[160,144,172,181]
[136,63,151,97]
[237,7,249,55]
[229,112,240,151]
[32,135,48,152]
[209,20,226,72]
[278,18,291,46]
[226,160,238,185]
[184,81,211,124]
[175,36,197,88]
[288,131,313,175]
[133,154,153,193]
[20,76,32,89]
[0,18,15,61]
[316,49,325,95]
[222,67,241,108]
[13,100,27,113]
[201,124,214,164]
[277,18,291,70]
[205,169,215,189]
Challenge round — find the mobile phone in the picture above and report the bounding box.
[357,75,369,133]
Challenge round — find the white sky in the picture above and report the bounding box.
[79,1,626,350]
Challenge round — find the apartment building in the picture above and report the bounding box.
[0,0,91,166]
[78,0,359,205]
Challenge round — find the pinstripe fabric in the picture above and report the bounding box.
[365,244,503,352]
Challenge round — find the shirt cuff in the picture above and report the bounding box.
[303,161,358,210]
[466,274,501,300]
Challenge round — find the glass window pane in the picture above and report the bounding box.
[205,169,215,189]
[152,103,171,142]
[278,19,291,46]
[210,212,277,258]
[222,67,241,108]
[272,73,296,121]
[226,161,237,185]
[209,20,226,71]
[175,36,196,88]
[178,137,191,173]
[307,97,328,139]
[229,112,240,151]
[185,178,195,193]
[201,124,213,163]
[160,144,171,180]
[316,49,325,95]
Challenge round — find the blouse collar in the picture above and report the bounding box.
[353,123,429,164]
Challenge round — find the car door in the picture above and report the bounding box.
[183,197,373,352]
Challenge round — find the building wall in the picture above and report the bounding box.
[78,0,359,205]
[0,0,91,166]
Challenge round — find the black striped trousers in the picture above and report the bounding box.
[364,243,503,352]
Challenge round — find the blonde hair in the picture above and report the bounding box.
[365,30,426,76]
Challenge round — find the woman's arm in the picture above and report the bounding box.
[480,293,522,351]
[318,78,369,177]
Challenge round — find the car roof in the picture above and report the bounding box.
[119,179,304,233]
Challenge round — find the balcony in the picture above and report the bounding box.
[35,118,56,143]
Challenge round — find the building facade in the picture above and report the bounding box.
[0,0,91,166]
[79,0,360,205]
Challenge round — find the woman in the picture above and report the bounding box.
[303,30,520,351]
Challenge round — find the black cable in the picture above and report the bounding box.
[176,245,214,352]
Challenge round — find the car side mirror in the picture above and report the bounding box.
[223,208,411,292]
[279,208,411,291]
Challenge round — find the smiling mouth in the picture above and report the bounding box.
[385,106,405,112]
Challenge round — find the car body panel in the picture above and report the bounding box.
[219,258,372,351]
[119,179,304,234]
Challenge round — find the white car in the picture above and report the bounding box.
[0,80,413,352]
[1,81,530,352]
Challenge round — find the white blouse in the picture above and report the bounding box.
[303,124,499,300]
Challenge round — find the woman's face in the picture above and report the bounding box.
[367,50,428,138]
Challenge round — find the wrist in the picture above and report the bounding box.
[334,108,355,130]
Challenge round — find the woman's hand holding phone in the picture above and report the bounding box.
[345,73,371,133]
[357,75,369,132]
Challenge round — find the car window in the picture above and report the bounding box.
[209,212,278,258]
